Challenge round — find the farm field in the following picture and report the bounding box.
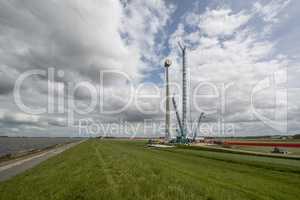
[1,139,300,200]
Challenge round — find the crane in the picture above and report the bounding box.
[171,96,190,144]
[193,112,205,141]
[172,96,183,137]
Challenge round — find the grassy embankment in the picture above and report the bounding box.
[232,145,300,155]
[0,139,300,200]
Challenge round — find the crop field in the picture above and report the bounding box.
[1,139,300,200]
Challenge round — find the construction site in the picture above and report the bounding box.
[1,0,300,199]
[148,43,300,160]
[2,44,300,198]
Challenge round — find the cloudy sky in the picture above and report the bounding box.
[0,0,299,137]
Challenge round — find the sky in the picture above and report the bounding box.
[0,0,299,137]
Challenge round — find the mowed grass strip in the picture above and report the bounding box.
[0,139,300,200]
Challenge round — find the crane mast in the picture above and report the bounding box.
[178,42,187,139]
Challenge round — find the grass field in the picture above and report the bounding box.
[231,145,300,155]
[1,139,300,200]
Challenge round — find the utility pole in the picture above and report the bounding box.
[178,42,187,138]
[164,59,172,140]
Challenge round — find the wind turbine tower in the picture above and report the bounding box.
[164,59,172,140]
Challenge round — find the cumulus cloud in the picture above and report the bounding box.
[0,0,135,82]
[0,111,41,125]
[0,0,298,137]
[254,0,291,23]
[0,0,175,136]
[167,1,295,136]
[198,8,251,37]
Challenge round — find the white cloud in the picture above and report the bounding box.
[254,0,291,23]
[167,3,294,135]
[0,0,298,137]
[0,0,176,136]
[121,0,175,73]
[198,8,251,37]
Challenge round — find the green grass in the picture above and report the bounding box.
[1,139,300,200]
[231,145,300,155]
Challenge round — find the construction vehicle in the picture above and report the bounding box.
[271,147,288,154]
[171,96,190,144]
